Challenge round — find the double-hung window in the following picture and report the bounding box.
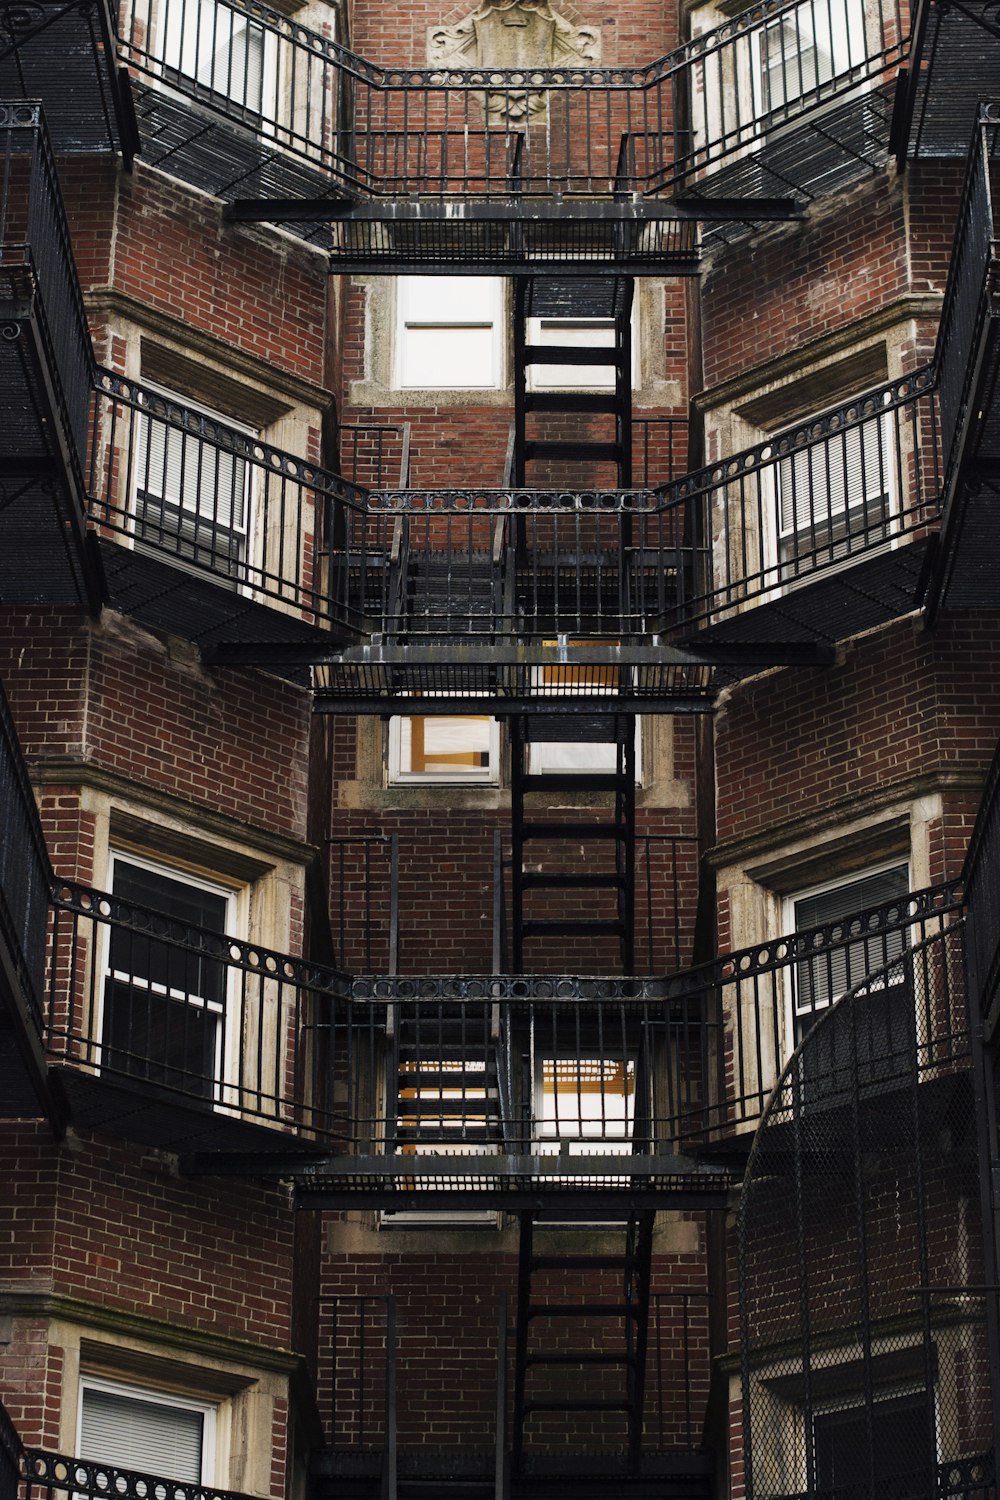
[79,1377,215,1483]
[134,386,254,588]
[101,854,235,1101]
[811,1387,937,1491]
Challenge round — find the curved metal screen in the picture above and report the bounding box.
[738,921,995,1500]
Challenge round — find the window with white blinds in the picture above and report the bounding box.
[790,863,910,1034]
[776,412,894,570]
[79,1382,212,1483]
[134,388,252,583]
[163,0,276,120]
[759,0,868,114]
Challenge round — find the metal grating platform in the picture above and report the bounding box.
[0,0,128,154]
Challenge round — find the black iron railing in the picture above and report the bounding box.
[634,416,687,488]
[935,105,1000,497]
[0,681,52,1034]
[24,1452,257,1500]
[650,1291,711,1452]
[0,1403,20,1500]
[739,924,989,1500]
[87,368,368,630]
[86,362,942,643]
[336,487,698,641]
[964,735,1000,1025]
[118,0,902,204]
[653,367,942,632]
[666,879,965,1141]
[39,873,966,1157]
[0,101,93,469]
[44,878,353,1139]
[328,834,399,977]
[319,1295,396,1468]
[339,422,411,488]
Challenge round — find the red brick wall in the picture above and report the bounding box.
[0,610,313,850]
[714,613,1000,861]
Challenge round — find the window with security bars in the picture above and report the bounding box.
[162,0,276,124]
[535,1057,637,1153]
[101,856,233,1099]
[812,1388,937,1492]
[776,412,895,578]
[133,387,252,586]
[759,0,868,117]
[79,1380,212,1482]
[789,862,913,1097]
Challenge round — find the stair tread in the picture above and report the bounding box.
[523,1400,633,1412]
[525,392,622,414]
[519,772,624,791]
[519,872,626,890]
[524,440,623,461]
[527,1302,635,1317]
[521,821,626,839]
[523,344,621,365]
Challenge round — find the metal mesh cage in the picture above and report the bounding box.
[738,921,995,1500]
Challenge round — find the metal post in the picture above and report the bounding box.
[382,1297,397,1500]
[495,1293,509,1500]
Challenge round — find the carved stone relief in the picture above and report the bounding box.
[428,0,601,120]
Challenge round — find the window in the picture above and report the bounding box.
[527,652,641,781]
[134,386,254,586]
[389,714,499,784]
[775,405,896,579]
[162,0,277,125]
[811,1387,936,1491]
[758,0,868,120]
[79,1378,216,1483]
[787,862,913,1098]
[396,277,504,389]
[100,853,236,1100]
[535,1056,637,1155]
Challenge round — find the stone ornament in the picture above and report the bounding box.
[428,0,601,119]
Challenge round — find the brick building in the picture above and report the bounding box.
[1,0,1000,1497]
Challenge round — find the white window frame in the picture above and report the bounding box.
[160,0,279,130]
[395,277,505,391]
[782,858,911,1055]
[78,1376,217,1484]
[132,383,257,593]
[527,650,642,783]
[96,851,240,1108]
[532,1051,638,1156]
[388,713,500,785]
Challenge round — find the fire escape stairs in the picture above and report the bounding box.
[509,713,636,975]
[511,1208,656,1476]
[512,276,634,489]
[392,1006,502,1153]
